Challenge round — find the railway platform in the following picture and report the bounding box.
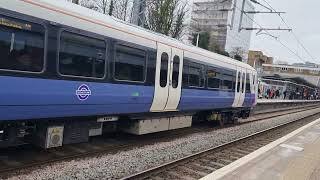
[253,99,320,115]
[201,117,320,180]
[257,99,320,103]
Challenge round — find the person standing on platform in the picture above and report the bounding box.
[283,90,287,100]
[266,89,270,99]
[276,89,280,99]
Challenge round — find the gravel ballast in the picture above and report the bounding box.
[5,108,320,180]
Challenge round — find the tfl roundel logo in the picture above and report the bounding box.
[76,84,91,101]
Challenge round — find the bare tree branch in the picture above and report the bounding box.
[72,0,80,4]
[145,0,188,39]
[171,1,188,38]
[68,0,188,39]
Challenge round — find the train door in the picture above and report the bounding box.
[232,68,241,107]
[232,68,245,107]
[150,43,183,112]
[248,71,254,103]
[249,71,254,94]
[238,70,246,106]
[253,73,258,105]
[165,48,183,110]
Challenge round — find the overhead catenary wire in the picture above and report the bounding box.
[259,0,316,62]
[234,3,307,63]
[195,1,308,63]
[91,0,311,63]
[190,0,308,63]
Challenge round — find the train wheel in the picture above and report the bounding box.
[219,119,224,126]
[219,113,228,126]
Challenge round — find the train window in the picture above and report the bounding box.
[232,71,236,90]
[222,73,233,90]
[189,63,205,88]
[200,66,205,87]
[237,72,241,92]
[59,32,106,78]
[0,16,45,72]
[246,73,251,92]
[207,68,220,89]
[115,45,146,82]
[189,66,199,87]
[182,63,189,86]
[146,51,156,85]
[160,52,169,87]
[172,56,180,88]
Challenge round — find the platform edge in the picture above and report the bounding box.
[200,117,320,180]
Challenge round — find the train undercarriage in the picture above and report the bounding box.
[0,108,251,149]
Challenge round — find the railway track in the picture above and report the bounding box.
[122,112,320,180]
[240,103,320,123]
[0,105,320,178]
[253,102,319,115]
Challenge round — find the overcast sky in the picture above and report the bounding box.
[249,0,319,64]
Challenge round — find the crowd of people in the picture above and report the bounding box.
[258,87,319,100]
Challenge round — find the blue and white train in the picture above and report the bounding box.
[0,0,257,148]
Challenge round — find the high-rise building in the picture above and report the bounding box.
[191,0,254,61]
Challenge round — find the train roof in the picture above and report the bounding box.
[3,0,255,72]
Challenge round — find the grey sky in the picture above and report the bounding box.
[249,0,319,64]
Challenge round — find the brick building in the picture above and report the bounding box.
[247,50,273,76]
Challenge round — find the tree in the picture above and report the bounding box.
[234,54,243,61]
[79,0,131,21]
[72,0,80,4]
[209,42,230,57]
[83,0,109,14]
[109,0,114,15]
[219,50,230,57]
[191,34,231,57]
[144,0,188,39]
[68,0,188,39]
[112,0,131,21]
[91,0,110,14]
[192,32,210,50]
[170,2,188,38]
[231,47,245,61]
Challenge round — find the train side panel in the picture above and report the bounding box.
[243,93,256,107]
[179,89,235,111]
[0,76,154,120]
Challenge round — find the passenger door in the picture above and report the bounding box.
[165,48,183,110]
[232,68,245,107]
[150,43,183,112]
[232,69,241,107]
[253,73,258,105]
[238,71,246,106]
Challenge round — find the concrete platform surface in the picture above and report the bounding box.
[201,118,320,180]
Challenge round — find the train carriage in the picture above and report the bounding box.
[0,0,257,148]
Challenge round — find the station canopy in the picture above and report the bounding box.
[262,75,318,89]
